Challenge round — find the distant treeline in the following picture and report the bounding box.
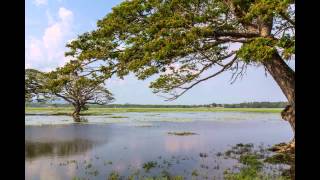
[223,102,288,108]
[25,101,287,108]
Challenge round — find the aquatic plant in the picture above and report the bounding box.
[199,153,208,158]
[107,171,120,180]
[191,169,198,177]
[143,161,158,172]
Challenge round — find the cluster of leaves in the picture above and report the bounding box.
[237,37,277,63]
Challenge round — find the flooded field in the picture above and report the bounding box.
[25,112,293,180]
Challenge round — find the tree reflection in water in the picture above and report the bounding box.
[25,139,95,160]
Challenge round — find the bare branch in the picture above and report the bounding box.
[166,55,238,101]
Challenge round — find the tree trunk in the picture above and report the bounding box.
[72,104,81,122]
[262,53,295,147]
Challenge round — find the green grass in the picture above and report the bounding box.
[25,107,282,115]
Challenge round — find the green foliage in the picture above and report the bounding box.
[224,166,290,180]
[237,37,277,63]
[25,69,50,102]
[64,0,294,100]
[239,154,263,170]
[25,68,114,121]
[223,143,292,180]
[244,0,293,22]
[264,153,294,165]
[223,101,287,108]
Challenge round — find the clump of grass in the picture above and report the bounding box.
[170,176,184,180]
[239,154,263,170]
[104,160,113,165]
[199,152,208,158]
[191,169,199,176]
[107,171,120,180]
[267,142,293,153]
[143,161,158,172]
[264,153,294,165]
[167,131,198,136]
[225,143,255,157]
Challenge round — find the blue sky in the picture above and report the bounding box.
[25,0,295,105]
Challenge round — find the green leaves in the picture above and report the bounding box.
[237,37,277,63]
[63,0,295,100]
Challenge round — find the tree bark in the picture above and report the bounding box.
[262,53,295,145]
[72,104,81,122]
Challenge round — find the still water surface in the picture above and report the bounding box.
[25,112,292,180]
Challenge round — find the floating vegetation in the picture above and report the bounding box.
[107,171,121,180]
[199,152,208,158]
[52,143,294,180]
[168,131,198,136]
[191,169,199,176]
[110,116,128,118]
[143,161,158,172]
[222,143,293,180]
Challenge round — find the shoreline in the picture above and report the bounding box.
[25,107,283,115]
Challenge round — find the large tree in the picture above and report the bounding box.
[65,0,295,148]
[25,69,115,122]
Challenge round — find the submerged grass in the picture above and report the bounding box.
[25,107,282,115]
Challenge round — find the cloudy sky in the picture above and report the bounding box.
[25,0,294,105]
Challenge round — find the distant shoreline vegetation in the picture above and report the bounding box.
[25,101,287,109]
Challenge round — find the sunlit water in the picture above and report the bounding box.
[25,112,293,180]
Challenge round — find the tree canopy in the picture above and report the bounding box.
[65,0,294,100]
[25,68,114,121]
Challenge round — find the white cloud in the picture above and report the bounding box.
[33,0,47,6]
[26,7,74,72]
[46,10,54,25]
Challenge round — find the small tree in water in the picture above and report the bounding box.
[25,69,115,122]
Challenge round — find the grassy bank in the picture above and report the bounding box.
[25,107,282,115]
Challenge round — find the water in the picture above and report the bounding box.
[25,112,293,180]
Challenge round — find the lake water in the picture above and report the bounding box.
[25,112,293,180]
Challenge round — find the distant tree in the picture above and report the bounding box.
[65,0,295,149]
[25,69,114,122]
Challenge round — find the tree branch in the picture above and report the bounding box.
[166,55,238,101]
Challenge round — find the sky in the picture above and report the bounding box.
[25,0,295,105]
